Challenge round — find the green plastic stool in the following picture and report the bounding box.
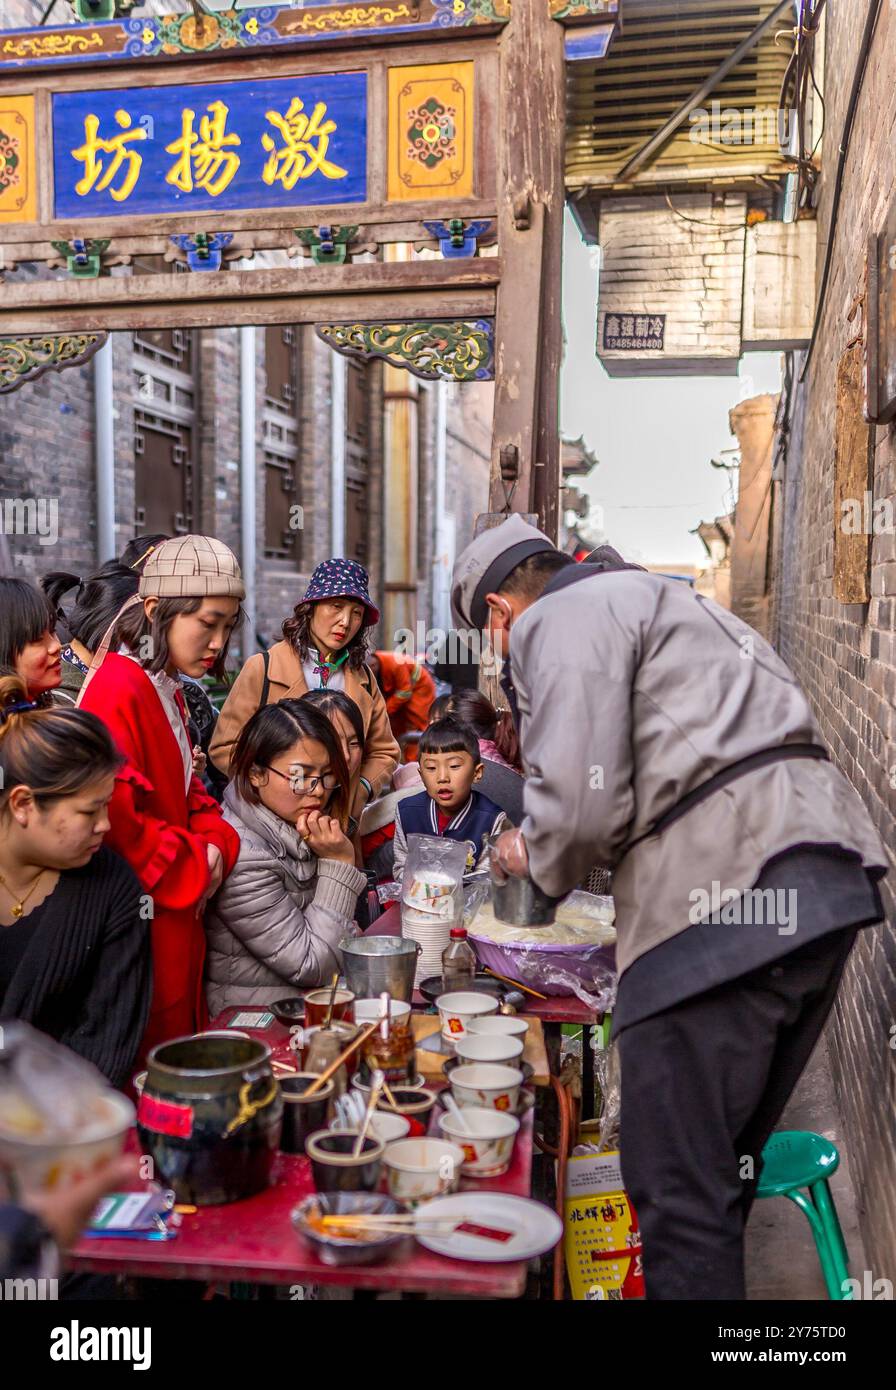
[756,1131,851,1299]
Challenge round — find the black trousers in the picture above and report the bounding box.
[617,926,858,1301]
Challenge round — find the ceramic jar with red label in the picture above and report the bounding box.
[138,1034,283,1206]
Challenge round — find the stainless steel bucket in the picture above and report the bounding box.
[490,873,558,927]
[338,935,422,1003]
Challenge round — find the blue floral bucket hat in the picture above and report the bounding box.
[300,558,380,626]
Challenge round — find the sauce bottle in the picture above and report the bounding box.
[442,926,476,992]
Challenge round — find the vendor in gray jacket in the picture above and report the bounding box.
[205,700,366,1016]
[451,514,887,1301]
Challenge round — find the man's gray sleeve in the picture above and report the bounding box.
[514,603,637,899]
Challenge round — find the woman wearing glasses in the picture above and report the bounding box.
[204,699,366,1015]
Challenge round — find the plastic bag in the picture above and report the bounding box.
[0,1021,115,1143]
[467,890,618,1011]
[400,833,466,926]
[400,834,468,982]
[594,1039,621,1152]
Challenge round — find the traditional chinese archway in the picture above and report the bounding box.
[0,0,596,536]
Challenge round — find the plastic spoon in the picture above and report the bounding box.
[442,1091,472,1134]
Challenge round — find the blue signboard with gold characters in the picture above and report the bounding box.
[52,71,367,218]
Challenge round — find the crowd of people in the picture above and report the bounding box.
[0,534,526,1095]
[2,513,889,1304]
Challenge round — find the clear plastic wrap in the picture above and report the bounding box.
[399,834,469,982]
[0,1023,134,1199]
[0,1022,115,1142]
[400,834,467,927]
[594,1039,621,1152]
[467,890,618,1011]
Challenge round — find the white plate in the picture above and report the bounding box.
[413,1192,563,1263]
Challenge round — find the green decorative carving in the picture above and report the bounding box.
[316,319,494,383]
[0,333,107,393]
[453,0,512,21]
[151,9,245,56]
[73,0,139,19]
[294,225,359,266]
[550,0,617,20]
[50,238,111,279]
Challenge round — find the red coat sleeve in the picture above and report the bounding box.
[102,766,213,912]
[187,776,240,876]
[81,665,235,911]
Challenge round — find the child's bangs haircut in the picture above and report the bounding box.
[418,716,480,764]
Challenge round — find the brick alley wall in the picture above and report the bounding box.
[774,2,896,1280]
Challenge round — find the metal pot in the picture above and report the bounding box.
[490,873,558,927]
[338,935,422,1003]
[137,1034,283,1206]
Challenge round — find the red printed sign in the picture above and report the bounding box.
[456,1221,514,1244]
[137,1091,194,1140]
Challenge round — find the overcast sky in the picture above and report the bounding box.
[560,208,783,568]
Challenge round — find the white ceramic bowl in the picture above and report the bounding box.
[352,999,412,1026]
[435,991,499,1042]
[437,1107,520,1177]
[467,1015,529,1040]
[453,1034,525,1067]
[382,1136,465,1205]
[0,1089,134,1198]
[449,1064,524,1114]
[368,1111,412,1146]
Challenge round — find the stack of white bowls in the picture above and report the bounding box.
[400,878,463,984]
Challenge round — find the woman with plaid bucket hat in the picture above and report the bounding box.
[210,558,399,826]
[77,536,244,1063]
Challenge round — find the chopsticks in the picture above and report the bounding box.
[317,1214,459,1233]
[483,967,547,1000]
[302,1020,381,1097]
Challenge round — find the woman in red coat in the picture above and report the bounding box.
[78,536,243,1063]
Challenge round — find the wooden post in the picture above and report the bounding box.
[491,2,566,540]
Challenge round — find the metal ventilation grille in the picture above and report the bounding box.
[566,0,794,190]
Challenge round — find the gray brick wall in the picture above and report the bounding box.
[0,266,97,579]
[775,2,896,1281]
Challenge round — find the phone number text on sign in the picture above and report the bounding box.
[51,70,367,219]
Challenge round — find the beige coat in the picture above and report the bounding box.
[511,571,888,976]
[209,640,400,816]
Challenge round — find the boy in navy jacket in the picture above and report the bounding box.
[392,717,506,880]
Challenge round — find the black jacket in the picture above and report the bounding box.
[0,846,152,1089]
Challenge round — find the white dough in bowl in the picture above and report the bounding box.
[469,892,617,947]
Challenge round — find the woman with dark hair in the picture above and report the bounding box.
[41,563,139,704]
[301,688,365,788]
[42,561,221,783]
[437,689,525,825]
[210,559,399,821]
[77,536,242,1060]
[0,675,150,1088]
[0,578,62,704]
[204,700,365,1014]
[119,534,170,574]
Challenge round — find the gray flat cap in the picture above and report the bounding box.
[451,514,556,630]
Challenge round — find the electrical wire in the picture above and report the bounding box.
[800,0,884,382]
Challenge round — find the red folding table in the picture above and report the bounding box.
[67,1011,540,1298]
